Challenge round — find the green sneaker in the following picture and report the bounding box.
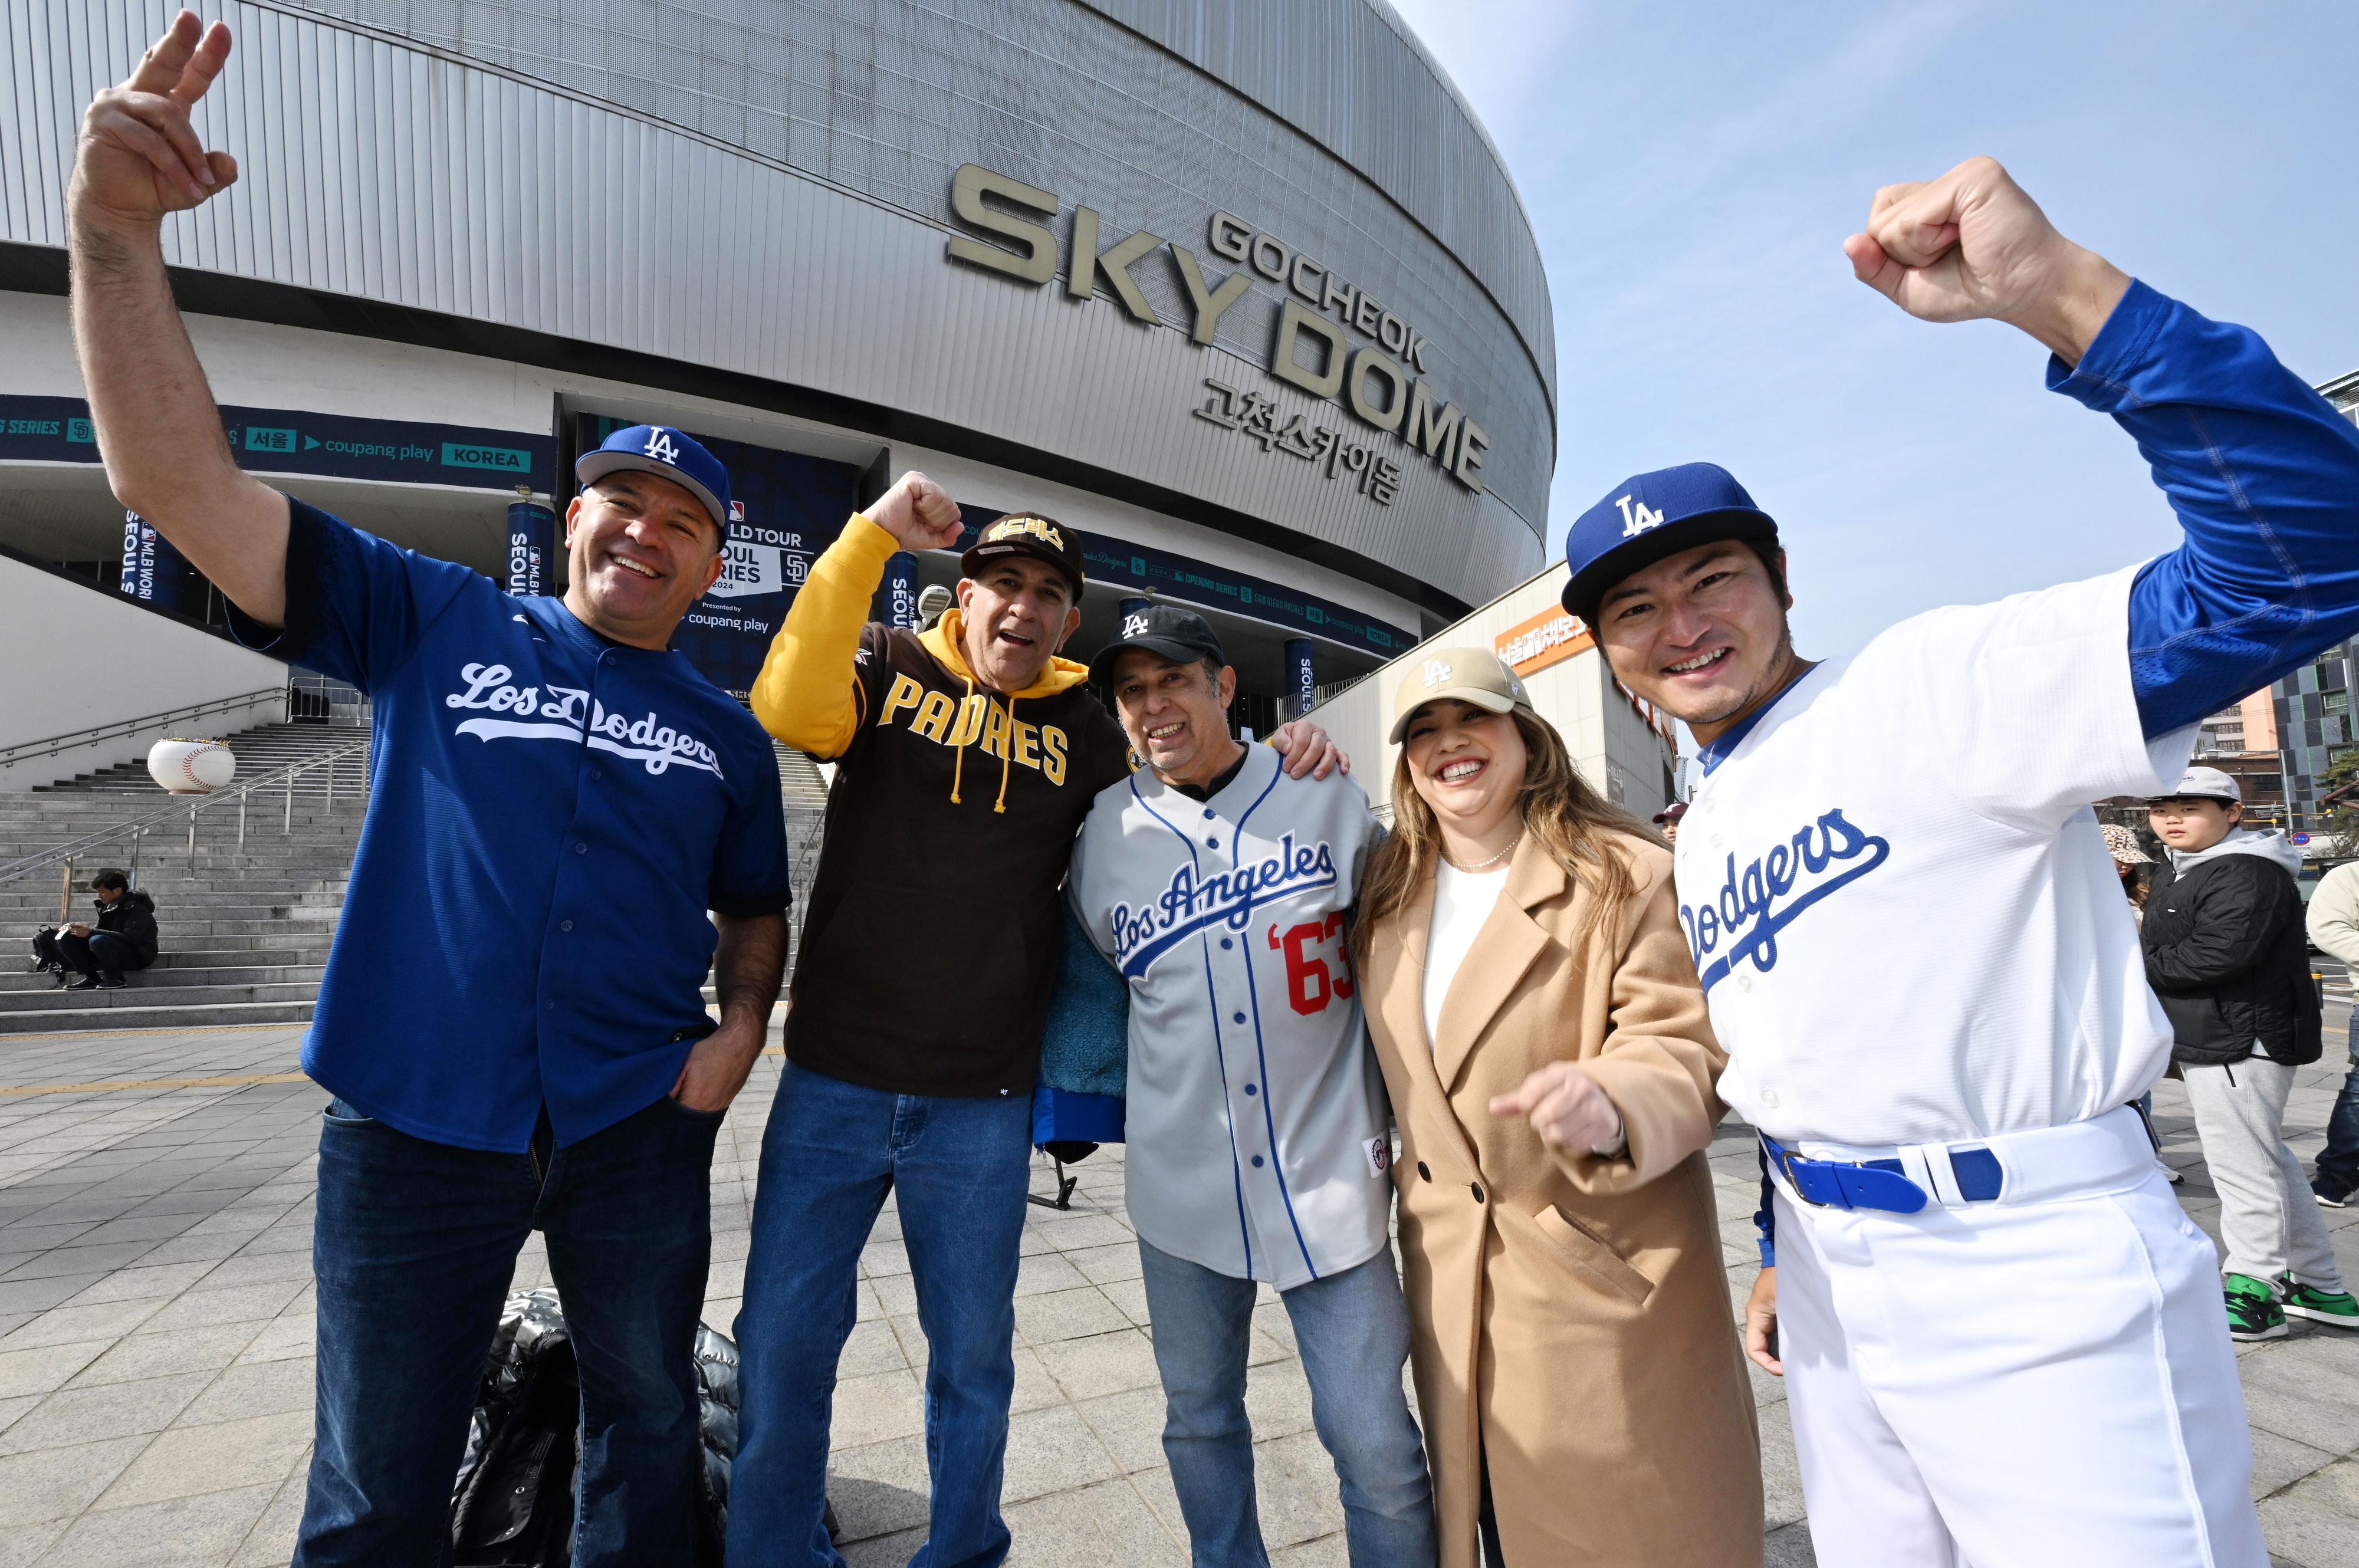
[2280,1275,2359,1329]
[2223,1273,2288,1341]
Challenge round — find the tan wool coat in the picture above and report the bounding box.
[1363,830,1761,1568]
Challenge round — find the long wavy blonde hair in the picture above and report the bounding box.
[1353,705,1653,962]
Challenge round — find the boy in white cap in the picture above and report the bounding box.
[2143,766,2358,1339]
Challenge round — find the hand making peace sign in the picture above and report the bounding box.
[70,10,238,232]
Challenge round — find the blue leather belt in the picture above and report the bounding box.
[1760,1133,2005,1213]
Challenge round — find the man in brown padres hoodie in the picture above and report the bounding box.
[729,472,1342,1568]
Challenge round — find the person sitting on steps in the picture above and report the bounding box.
[32,869,159,990]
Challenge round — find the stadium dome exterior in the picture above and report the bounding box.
[0,0,1555,711]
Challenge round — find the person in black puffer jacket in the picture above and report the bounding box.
[44,869,158,990]
[2142,767,2355,1343]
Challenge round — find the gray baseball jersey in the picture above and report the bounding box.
[1067,742,1390,1290]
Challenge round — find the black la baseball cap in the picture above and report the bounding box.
[1089,604,1227,686]
[961,512,1087,601]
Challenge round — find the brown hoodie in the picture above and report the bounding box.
[751,514,1131,1097]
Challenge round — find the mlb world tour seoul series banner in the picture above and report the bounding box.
[0,395,558,494]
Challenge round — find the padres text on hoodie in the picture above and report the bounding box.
[751,514,1132,1097]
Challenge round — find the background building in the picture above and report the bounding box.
[1304,562,1680,823]
[0,0,1627,785]
[2264,370,2359,837]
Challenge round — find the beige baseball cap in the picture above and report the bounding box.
[1388,647,1535,743]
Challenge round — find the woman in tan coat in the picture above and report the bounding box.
[1354,649,1760,1567]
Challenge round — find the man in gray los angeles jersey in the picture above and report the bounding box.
[1067,606,1434,1568]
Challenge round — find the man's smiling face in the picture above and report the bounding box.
[956,557,1080,694]
[1592,541,1796,736]
[563,471,724,645]
[1111,649,1239,787]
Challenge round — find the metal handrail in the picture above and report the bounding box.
[0,738,372,891]
[0,686,287,770]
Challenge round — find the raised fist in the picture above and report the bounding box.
[1845,156,2128,364]
[867,471,964,553]
[70,11,239,233]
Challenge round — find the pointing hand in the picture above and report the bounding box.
[1490,1061,1624,1155]
[1844,156,2128,366]
[71,11,239,232]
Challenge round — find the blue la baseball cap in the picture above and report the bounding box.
[1559,462,1779,623]
[575,425,732,541]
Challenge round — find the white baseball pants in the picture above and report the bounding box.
[1770,1106,2266,1567]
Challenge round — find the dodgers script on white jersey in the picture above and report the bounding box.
[1069,745,1389,1290]
[1679,565,2196,1148]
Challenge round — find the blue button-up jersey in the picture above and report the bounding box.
[233,501,792,1151]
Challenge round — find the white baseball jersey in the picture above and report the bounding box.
[1067,744,1389,1290]
[1678,563,2196,1147]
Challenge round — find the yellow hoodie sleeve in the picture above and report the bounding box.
[749,512,901,758]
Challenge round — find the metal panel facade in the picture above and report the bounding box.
[0,0,1554,607]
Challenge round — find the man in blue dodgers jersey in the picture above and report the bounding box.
[1067,606,1435,1568]
[1559,157,2359,1566]
[67,20,792,1563]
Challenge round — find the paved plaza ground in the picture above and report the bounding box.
[0,1022,2355,1567]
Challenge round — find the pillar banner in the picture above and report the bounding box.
[885,552,921,629]
[505,502,556,597]
[1284,638,1318,718]
[119,512,192,612]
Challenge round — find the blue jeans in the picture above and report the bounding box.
[1138,1238,1436,1568]
[295,1094,722,1567]
[55,929,142,981]
[2315,1056,2359,1194]
[730,1065,1034,1568]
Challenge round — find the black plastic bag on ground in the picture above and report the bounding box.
[452,1291,836,1566]
[451,1291,580,1567]
[692,1320,737,1564]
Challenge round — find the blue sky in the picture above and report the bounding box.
[1387,1,2359,659]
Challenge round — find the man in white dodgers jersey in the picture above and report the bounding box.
[1557,157,2359,1566]
[1067,605,1435,1567]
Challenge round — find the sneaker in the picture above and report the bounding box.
[2317,1180,2353,1209]
[63,976,100,992]
[2281,1276,2359,1329]
[95,976,126,991]
[2157,1159,2185,1186]
[2223,1274,2288,1341]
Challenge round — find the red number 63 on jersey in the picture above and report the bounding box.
[1269,915,1355,1016]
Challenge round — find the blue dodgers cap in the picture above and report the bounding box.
[574,425,732,541]
[1560,462,1779,623]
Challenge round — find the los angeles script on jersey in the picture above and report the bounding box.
[1679,808,1890,995]
[442,662,724,778]
[1112,834,1339,978]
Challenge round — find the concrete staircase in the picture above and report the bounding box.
[32,722,372,797]
[1,724,836,1036]
[0,725,369,1035]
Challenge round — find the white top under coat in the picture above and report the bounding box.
[1423,856,1512,1049]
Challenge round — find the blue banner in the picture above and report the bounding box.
[576,418,860,703]
[952,507,1409,658]
[1284,639,1318,718]
[0,394,557,495]
[119,512,198,613]
[505,502,555,596]
[885,552,921,629]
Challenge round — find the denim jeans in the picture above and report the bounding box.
[1137,1237,1436,1568]
[2313,1056,2359,1195]
[55,930,140,981]
[730,1064,1034,1568]
[295,1093,722,1567]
